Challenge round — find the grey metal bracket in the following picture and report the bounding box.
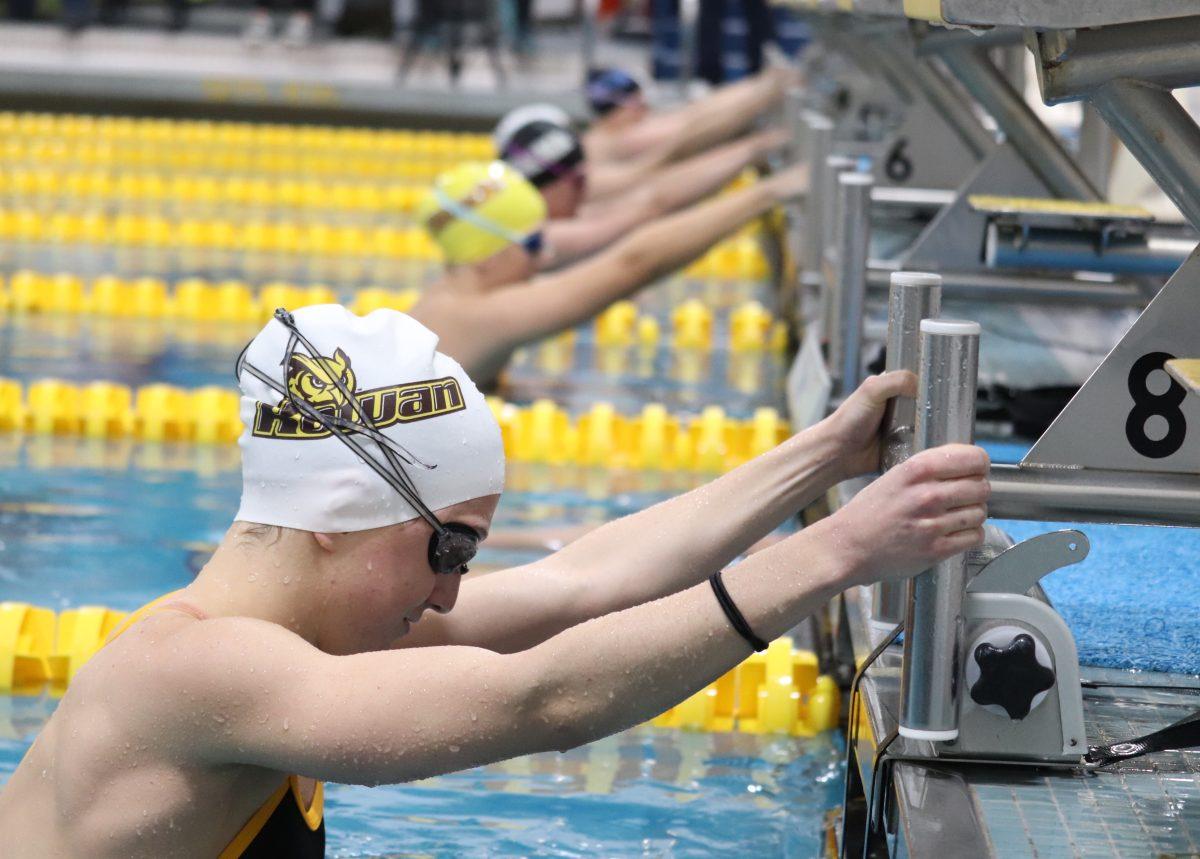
[946,591,1087,760]
[969,529,1090,596]
[899,143,1054,272]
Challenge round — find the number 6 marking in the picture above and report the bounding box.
[1125,351,1186,459]
[885,138,913,183]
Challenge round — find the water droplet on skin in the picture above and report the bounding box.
[449,744,461,753]
[283,718,290,731]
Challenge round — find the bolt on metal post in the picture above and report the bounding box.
[871,272,942,628]
[899,318,980,742]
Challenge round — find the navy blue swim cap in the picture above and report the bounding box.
[586,67,642,116]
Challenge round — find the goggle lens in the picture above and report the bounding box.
[429,523,481,574]
[522,231,544,257]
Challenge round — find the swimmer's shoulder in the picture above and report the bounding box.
[72,615,322,756]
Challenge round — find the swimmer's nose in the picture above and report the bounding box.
[428,573,460,614]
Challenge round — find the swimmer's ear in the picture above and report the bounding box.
[313,532,337,553]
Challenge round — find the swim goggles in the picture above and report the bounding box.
[433,185,544,258]
[236,308,480,574]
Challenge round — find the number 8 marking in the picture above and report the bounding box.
[1125,351,1186,459]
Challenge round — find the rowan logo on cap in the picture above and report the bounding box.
[286,348,358,421]
[252,346,467,440]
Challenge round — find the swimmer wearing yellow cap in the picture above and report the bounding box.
[409,157,810,387]
[0,307,990,856]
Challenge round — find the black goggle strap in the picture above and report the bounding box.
[274,309,433,487]
[237,356,446,536]
[277,321,436,499]
[272,309,436,504]
[235,317,449,540]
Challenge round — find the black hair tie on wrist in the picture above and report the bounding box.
[709,571,769,652]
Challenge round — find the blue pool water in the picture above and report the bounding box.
[0,298,787,417]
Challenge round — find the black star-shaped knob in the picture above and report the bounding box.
[969,633,1055,720]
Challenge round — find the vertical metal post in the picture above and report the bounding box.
[783,86,808,164]
[1076,104,1114,197]
[579,0,598,80]
[832,172,874,396]
[821,155,861,255]
[899,318,980,742]
[801,112,834,274]
[1090,79,1200,231]
[996,42,1026,97]
[678,0,699,98]
[819,155,861,352]
[871,272,942,628]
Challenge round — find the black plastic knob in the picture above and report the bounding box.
[969,633,1055,720]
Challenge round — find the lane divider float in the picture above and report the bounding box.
[0,376,792,472]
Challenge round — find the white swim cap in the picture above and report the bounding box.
[235,305,505,533]
[494,103,572,153]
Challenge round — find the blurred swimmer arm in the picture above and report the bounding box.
[642,128,790,213]
[484,163,809,351]
[582,127,787,212]
[399,373,916,653]
[595,67,795,162]
[172,446,984,785]
[581,145,677,202]
[544,129,791,267]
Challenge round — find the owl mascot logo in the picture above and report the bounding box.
[284,348,358,422]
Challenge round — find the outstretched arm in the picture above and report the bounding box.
[423,162,806,383]
[543,129,790,267]
[478,161,808,358]
[581,142,678,203]
[166,442,987,787]
[400,372,919,653]
[587,68,795,162]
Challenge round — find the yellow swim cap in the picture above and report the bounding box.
[417,161,547,266]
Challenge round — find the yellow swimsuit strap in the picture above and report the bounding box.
[104,591,207,643]
[217,777,324,859]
